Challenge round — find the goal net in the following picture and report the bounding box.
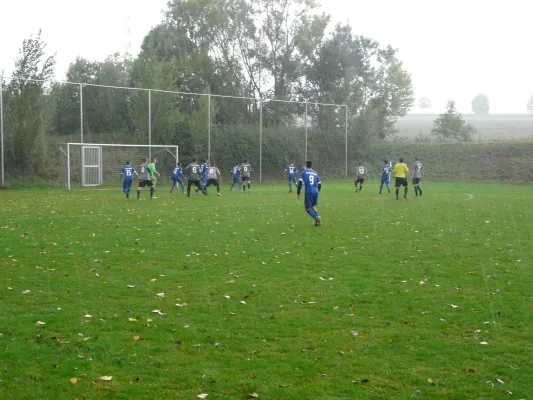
[64,143,179,190]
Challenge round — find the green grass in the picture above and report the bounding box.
[1,181,532,399]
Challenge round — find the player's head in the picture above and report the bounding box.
[399,157,404,163]
[244,159,248,163]
[142,157,148,162]
[153,158,158,163]
[177,162,181,167]
[211,161,215,166]
[202,159,206,163]
[415,157,419,161]
[384,160,388,164]
[306,160,312,169]
[125,161,130,165]
[358,161,362,166]
[291,160,295,165]
[192,158,196,162]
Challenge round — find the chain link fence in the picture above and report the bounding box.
[0,76,348,188]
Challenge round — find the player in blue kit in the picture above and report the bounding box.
[284,161,297,193]
[230,163,241,191]
[170,162,187,194]
[379,160,392,194]
[297,160,322,226]
[120,161,139,199]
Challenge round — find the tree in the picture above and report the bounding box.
[471,93,489,115]
[418,97,431,109]
[4,30,55,173]
[432,101,475,141]
[527,94,533,114]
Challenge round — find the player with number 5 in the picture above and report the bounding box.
[297,160,322,226]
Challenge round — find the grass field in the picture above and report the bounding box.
[1,181,532,399]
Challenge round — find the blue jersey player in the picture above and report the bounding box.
[120,161,139,199]
[297,160,322,226]
[284,161,297,193]
[170,162,187,194]
[379,160,392,194]
[230,164,241,191]
[196,160,208,193]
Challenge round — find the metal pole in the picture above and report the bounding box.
[304,102,308,161]
[345,105,348,178]
[148,90,152,161]
[259,98,263,183]
[79,84,83,143]
[207,94,211,163]
[0,76,4,187]
[67,143,71,191]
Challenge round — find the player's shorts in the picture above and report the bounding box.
[206,178,219,187]
[304,193,318,208]
[381,176,390,184]
[242,176,250,182]
[395,177,408,187]
[123,180,133,187]
[355,178,365,185]
[172,176,183,183]
[232,175,241,183]
[412,178,421,185]
[139,180,153,187]
[288,174,296,182]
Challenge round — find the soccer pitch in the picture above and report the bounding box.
[1,181,532,399]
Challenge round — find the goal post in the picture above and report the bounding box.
[65,143,179,191]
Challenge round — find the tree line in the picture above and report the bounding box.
[2,0,415,180]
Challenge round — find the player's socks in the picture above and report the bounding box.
[418,187,422,196]
[137,189,141,199]
[395,188,399,200]
[150,187,155,198]
[387,187,390,194]
[307,209,315,219]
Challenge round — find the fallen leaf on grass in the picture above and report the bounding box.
[126,285,135,288]
[56,338,70,344]
[35,321,46,327]
[84,314,92,318]
[174,341,182,347]
[450,304,458,309]
[480,341,488,345]
[198,394,208,399]
[249,393,259,398]
[351,331,359,336]
[128,318,137,322]
[152,310,163,315]
[133,336,141,341]
[69,378,78,384]
[156,293,165,298]
[497,378,505,384]
[100,376,113,381]
[23,290,31,294]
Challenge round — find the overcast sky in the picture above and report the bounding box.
[1,0,531,113]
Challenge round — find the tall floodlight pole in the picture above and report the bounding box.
[208,94,211,163]
[148,90,152,161]
[79,84,84,143]
[304,102,308,161]
[345,105,348,178]
[259,98,263,183]
[0,76,4,187]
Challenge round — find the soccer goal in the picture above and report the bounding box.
[64,143,179,190]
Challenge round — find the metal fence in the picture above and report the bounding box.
[0,76,348,188]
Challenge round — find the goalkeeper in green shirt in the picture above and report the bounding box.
[149,159,161,197]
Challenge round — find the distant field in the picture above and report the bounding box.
[1,182,532,399]
[395,114,533,140]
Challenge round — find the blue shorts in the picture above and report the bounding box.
[304,193,318,208]
[381,176,390,184]
[288,174,296,182]
[172,176,183,183]
[232,175,241,183]
[202,176,207,185]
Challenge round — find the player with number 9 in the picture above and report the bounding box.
[297,160,322,226]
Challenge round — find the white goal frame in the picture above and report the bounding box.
[66,143,179,191]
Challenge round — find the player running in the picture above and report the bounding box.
[170,162,187,194]
[198,159,208,194]
[379,160,392,194]
[297,160,322,226]
[393,157,409,200]
[120,161,139,199]
[206,163,222,196]
[284,161,297,193]
[354,162,368,192]
[137,157,155,200]
[412,157,424,196]
[184,158,207,197]
[230,163,241,191]
[240,159,252,192]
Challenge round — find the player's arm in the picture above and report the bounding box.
[296,178,303,198]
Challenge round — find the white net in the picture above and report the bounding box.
[63,143,178,190]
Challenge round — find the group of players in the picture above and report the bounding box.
[351,158,424,200]
[120,156,423,226]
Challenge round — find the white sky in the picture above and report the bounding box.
[1,0,532,113]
